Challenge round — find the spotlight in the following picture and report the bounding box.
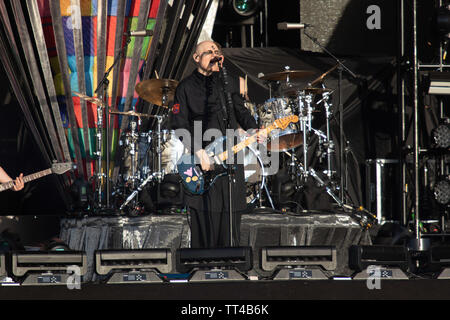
[157,173,184,213]
[217,0,261,22]
[233,0,259,17]
[432,124,450,148]
[69,178,92,213]
[437,5,450,36]
[434,178,450,205]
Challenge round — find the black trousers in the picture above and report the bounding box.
[184,164,247,248]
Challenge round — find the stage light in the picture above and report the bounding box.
[217,0,261,21]
[349,245,409,279]
[432,124,450,148]
[69,177,92,212]
[11,251,87,285]
[434,178,450,205]
[95,249,172,284]
[261,246,337,280]
[233,0,259,17]
[176,247,253,282]
[157,173,184,212]
[437,6,450,36]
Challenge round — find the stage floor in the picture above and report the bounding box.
[1,278,450,300]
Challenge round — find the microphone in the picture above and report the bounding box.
[210,56,222,64]
[124,30,154,37]
[277,22,311,30]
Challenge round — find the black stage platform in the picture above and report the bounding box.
[1,279,450,300]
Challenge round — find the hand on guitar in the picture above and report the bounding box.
[0,166,24,191]
[256,128,267,144]
[195,149,213,171]
[12,174,24,191]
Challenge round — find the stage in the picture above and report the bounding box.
[1,278,450,300]
[1,0,450,307]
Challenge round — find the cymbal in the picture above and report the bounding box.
[73,92,106,107]
[259,70,315,82]
[285,87,332,96]
[309,64,339,87]
[135,79,178,107]
[109,109,156,118]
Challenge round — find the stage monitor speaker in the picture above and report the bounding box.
[430,245,450,279]
[261,246,336,280]
[349,245,409,279]
[11,251,87,286]
[95,249,172,284]
[176,247,253,281]
[0,253,5,279]
[261,246,337,271]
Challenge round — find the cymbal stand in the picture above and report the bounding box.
[93,36,131,209]
[297,91,309,178]
[154,114,164,182]
[128,119,140,189]
[94,103,105,208]
[318,91,336,179]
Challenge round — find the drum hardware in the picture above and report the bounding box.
[317,90,336,179]
[90,36,132,210]
[302,29,358,203]
[118,77,178,212]
[120,171,159,211]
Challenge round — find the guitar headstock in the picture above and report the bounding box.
[51,162,73,175]
[274,115,299,129]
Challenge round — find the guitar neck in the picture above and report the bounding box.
[217,124,276,162]
[0,168,52,192]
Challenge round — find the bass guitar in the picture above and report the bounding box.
[177,115,299,194]
[0,162,73,192]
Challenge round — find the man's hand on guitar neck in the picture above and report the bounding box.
[12,173,24,191]
[0,166,24,191]
[195,149,213,171]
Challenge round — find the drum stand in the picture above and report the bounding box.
[119,114,166,211]
[93,36,131,211]
[320,91,336,180]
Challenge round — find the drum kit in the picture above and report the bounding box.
[74,63,356,217]
[244,65,345,212]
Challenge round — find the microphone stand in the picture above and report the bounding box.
[302,29,358,203]
[94,35,131,210]
[218,65,236,247]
